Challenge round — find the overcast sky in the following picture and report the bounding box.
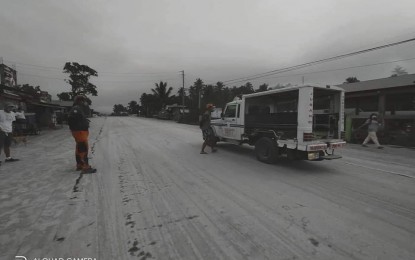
[1,0,415,113]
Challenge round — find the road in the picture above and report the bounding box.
[1,116,415,260]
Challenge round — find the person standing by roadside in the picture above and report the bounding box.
[14,106,26,136]
[0,103,19,163]
[359,113,384,149]
[68,95,97,173]
[200,103,218,154]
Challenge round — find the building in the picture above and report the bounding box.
[51,100,73,124]
[0,63,17,88]
[0,84,65,129]
[337,74,415,146]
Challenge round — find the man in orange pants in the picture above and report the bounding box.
[68,95,97,174]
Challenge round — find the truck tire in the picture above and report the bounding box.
[255,137,278,164]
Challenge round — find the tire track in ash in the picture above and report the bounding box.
[129,118,404,257]
[116,123,226,259]
[343,161,415,179]
[108,125,158,260]
[265,161,415,259]
[90,116,107,155]
[120,122,313,260]
[120,117,317,259]
[89,117,135,259]
[119,117,415,259]
[171,162,355,260]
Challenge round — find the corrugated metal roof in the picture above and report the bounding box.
[336,73,415,92]
[243,84,344,99]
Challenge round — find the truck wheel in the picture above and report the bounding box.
[255,137,278,164]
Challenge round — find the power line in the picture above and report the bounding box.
[246,57,415,82]
[92,77,180,84]
[18,57,415,85]
[222,37,415,86]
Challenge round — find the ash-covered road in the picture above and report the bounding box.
[1,116,415,260]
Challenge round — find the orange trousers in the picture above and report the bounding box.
[71,131,90,170]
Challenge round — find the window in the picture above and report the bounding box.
[224,104,237,117]
[358,95,378,112]
[276,100,297,112]
[386,93,415,112]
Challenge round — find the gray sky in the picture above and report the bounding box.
[1,0,415,113]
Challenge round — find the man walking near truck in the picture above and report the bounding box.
[200,103,217,154]
[359,113,384,149]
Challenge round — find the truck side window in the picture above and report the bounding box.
[224,104,237,117]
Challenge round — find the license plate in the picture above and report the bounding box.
[308,144,327,151]
[329,142,346,149]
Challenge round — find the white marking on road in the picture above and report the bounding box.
[343,161,414,179]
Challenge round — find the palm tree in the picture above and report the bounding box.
[151,81,173,107]
[391,66,408,77]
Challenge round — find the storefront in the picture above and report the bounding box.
[338,74,415,147]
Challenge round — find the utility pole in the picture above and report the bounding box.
[180,70,185,106]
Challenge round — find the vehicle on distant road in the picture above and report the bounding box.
[211,85,346,163]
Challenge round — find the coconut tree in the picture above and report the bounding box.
[151,81,173,107]
[391,66,408,77]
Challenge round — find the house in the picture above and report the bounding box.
[0,84,65,128]
[337,74,415,146]
[51,100,73,124]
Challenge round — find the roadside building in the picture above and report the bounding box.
[0,83,66,130]
[164,104,188,122]
[51,100,73,124]
[0,63,17,88]
[337,74,415,147]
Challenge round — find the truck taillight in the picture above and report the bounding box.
[303,132,314,141]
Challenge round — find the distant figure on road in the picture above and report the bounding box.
[0,103,19,163]
[200,103,217,154]
[68,95,97,173]
[359,113,384,149]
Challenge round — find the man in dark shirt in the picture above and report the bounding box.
[200,103,217,154]
[68,95,96,173]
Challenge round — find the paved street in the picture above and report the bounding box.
[1,116,414,260]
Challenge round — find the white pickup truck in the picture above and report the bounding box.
[211,85,346,163]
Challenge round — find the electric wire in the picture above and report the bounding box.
[222,37,415,86]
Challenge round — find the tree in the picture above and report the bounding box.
[151,81,173,107]
[391,66,408,77]
[59,62,98,100]
[256,83,269,92]
[127,100,140,114]
[344,77,360,83]
[201,84,215,109]
[18,84,41,95]
[113,104,127,115]
[140,93,160,117]
[57,92,72,101]
[230,82,255,99]
[240,82,254,94]
[188,78,204,110]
